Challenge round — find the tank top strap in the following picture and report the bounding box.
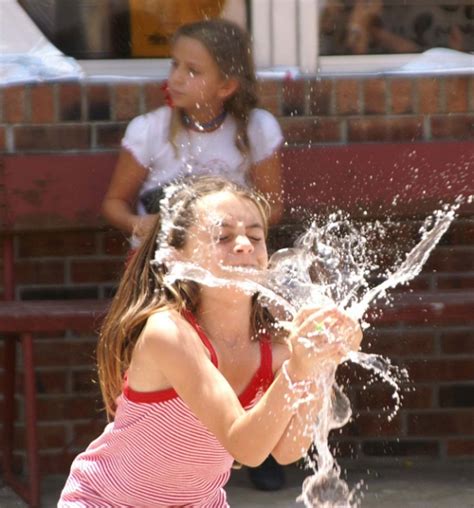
[258,334,273,382]
[182,309,219,367]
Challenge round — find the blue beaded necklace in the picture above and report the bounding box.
[181,109,227,132]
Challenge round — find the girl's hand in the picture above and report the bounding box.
[286,305,362,379]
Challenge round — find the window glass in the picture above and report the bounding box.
[18,1,473,60]
[320,1,474,55]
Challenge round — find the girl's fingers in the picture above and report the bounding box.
[292,304,337,327]
[292,306,362,352]
[293,306,338,334]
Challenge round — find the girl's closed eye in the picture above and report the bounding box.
[188,68,199,77]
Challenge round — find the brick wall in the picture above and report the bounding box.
[0,72,473,475]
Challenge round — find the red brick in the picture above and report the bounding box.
[447,439,474,456]
[0,126,5,151]
[407,410,474,436]
[439,385,474,408]
[259,94,281,116]
[335,79,360,115]
[71,259,124,283]
[363,79,387,114]
[14,260,65,284]
[257,79,281,116]
[18,231,98,257]
[40,451,77,475]
[71,369,98,393]
[390,79,414,114]
[37,370,68,394]
[439,219,474,246]
[397,276,431,292]
[37,395,101,421]
[340,413,402,438]
[431,114,474,140]
[59,82,83,121]
[436,274,474,290]
[34,340,96,368]
[14,422,66,450]
[348,117,389,141]
[424,248,474,272]
[30,84,55,123]
[352,385,413,412]
[362,440,439,457]
[308,79,332,116]
[72,418,108,449]
[14,125,90,151]
[96,123,127,149]
[440,330,474,354]
[282,78,306,116]
[328,440,359,459]
[416,78,441,114]
[144,82,166,111]
[403,385,434,409]
[102,231,129,256]
[86,84,111,120]
[406,359,474,383]
[364,330,435,357]
[38,423,67,448]
[3,85,27,123]
[281,117,341,144]
[257,79,281,97]
[389,117,424,141]
[348,117,423,142]
[114,84,141,121]
[445,77,470,113]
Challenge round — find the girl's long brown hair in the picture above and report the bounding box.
[169,18,258,157]
[97,176,273,418]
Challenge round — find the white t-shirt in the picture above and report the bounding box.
[122,106,284,217]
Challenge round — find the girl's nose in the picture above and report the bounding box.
[169,66,183,84]
[234,235,254,253]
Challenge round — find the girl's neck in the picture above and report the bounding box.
[195,291,253,344]
[181,108,227,133]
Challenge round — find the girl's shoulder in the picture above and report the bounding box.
[130,105,173,130]
[145,308,193,344]
[127,106,171,133]
[122,106,173,159]
[245,108,284,160]
[248,107,279,126]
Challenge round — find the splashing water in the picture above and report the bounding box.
[159,196,466,507]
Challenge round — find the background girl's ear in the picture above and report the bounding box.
[218,78,240,101]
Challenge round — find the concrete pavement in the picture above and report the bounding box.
[1,459,473,507]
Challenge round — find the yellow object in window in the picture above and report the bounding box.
[129,0,224,57]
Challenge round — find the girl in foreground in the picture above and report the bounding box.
[59,176,362,507]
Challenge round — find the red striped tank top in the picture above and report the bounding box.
[59,312,274,507]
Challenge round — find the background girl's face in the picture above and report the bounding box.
[182,191,268,279]
[168,36,230,114]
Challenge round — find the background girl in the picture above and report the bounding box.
[102,18,284,248]
[59,176,362,507]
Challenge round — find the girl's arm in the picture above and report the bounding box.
[133,307,358,467]
[102,149,157,239]
[249,151,284,225]
[270,309,363,464]
[270,375,323,464]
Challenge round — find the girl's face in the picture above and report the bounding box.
[168,36,235,116]
[182,191,268,279]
